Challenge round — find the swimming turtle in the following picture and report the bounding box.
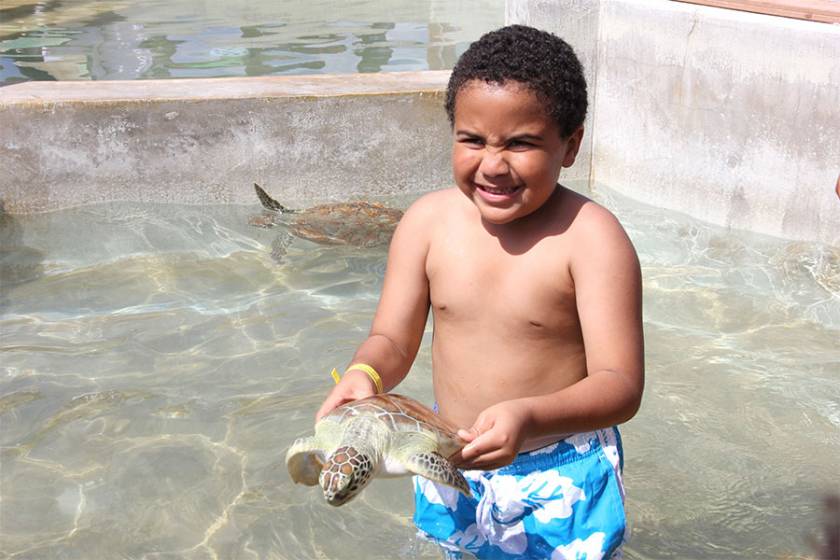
[285,393,470,506]
[249,184,402,258]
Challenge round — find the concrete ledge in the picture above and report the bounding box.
[0,72,452,103]
[673,0,840,24]
[0,72,453,213]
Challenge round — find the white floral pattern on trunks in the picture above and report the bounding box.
[416,475,462,509]
[465,470,587,555]
[566,432,595,454]
[530,442,560,456]
[444,522,487,554]
[551,531,606,560]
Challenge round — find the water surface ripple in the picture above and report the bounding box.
[0,0,503,86]
[0,188,838,558]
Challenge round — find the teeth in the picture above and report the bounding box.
[481,185,518,194]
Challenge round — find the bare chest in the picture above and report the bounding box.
[426,232,578,335]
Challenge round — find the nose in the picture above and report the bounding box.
[478,148,510,177]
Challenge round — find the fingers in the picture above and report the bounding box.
[449,429,481,465]
[452,429,517,470]
[452,415,498,462]
[457,427,479,443]
[315,394,348,422]
[458,412,495,443]
[459,432,499,461]
[452,441,515,470]
[314,370,378,422]
[451,403,531,470]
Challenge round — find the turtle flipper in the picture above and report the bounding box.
[270,231,294,263]
[254,183,294,213]
[405,451,471,497]
[285,436,325,486]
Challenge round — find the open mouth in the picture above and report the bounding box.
[476,183,522,196]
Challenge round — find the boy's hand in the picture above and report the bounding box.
[451,400,533,470]
[315,370,378,422]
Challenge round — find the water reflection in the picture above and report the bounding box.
[1,190,837,558]
[0,0,503,86]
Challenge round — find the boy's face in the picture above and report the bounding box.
[451,80,582,225]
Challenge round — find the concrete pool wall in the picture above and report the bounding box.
[1,0,838,245]
[0,72,453,212]
[507,0,840,246]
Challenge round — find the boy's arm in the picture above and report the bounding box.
[315,195,434,420]
[455,205,644,468]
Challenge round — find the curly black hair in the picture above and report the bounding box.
[445,25,588,138]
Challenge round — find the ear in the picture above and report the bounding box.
[561,126,585,168]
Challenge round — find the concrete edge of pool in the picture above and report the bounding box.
[1,0,839,246]
[0,71,455,214]
[0,71,453,103]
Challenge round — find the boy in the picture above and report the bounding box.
[316,25,643,559]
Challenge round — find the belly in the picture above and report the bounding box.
[431,324,588,430]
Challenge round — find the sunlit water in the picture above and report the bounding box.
[0,0,504,86]
[1,185,838,559]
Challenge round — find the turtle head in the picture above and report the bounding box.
[319,445,375,506]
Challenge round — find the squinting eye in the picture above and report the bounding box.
[509,140,533,149]
[459,137,483,146]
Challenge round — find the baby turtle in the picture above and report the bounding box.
[249,184,403,255]
[286,393,470,506]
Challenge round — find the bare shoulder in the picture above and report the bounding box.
[561,188,639,268]
[395,188,461,234]
[403,188,461,218]
[389,188,460,254]
[559,188,619,231]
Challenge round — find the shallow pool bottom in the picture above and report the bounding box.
[1,186,838,558]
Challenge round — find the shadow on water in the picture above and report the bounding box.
[0,200,45,312]
[809,494,840,560]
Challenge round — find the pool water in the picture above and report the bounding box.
[0,0,504,86]
[1,185,838,558]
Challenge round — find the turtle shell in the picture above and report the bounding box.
[286,393,468,500]
[289,202,403,247]
[249,183,403,247]
[324,393,462,441]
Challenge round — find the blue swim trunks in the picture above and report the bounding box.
[413,427,626,560]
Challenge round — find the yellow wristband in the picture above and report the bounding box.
[345,363,384,394]
[329,364,384,394]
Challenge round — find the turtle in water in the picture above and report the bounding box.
[285,393,470,506]
[249,183,403,259]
